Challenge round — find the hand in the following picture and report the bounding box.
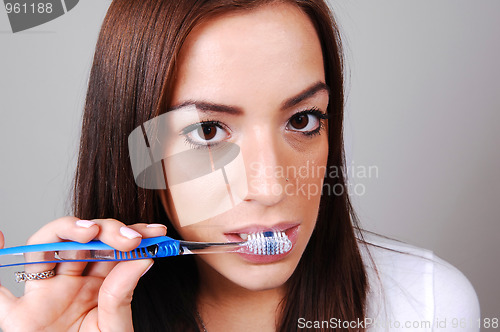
[0,217,167,332]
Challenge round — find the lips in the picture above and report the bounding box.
[224,223,300,264]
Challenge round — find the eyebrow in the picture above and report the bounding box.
[280,82,330,110]
[167,81,330,114]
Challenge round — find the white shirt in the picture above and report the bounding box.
[359,232,480,332]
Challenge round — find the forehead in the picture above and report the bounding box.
[171,2,325,107]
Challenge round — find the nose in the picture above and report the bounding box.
[242,128,287,206]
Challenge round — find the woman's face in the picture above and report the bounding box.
[161,2,329,291]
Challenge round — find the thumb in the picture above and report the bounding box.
[96,259,153,332]
[0,230,18,328]
[0,284,17,329]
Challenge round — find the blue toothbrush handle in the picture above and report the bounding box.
[0,236,180,268]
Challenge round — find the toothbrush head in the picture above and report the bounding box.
[245,231,292,255]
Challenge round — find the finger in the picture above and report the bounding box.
[26,216,99,245]
[91,219,143,251]
[58,218,149,277]
[83,261,118,279]
[25,218,143,278]
[128,223,167,238]
[55,219,103,276]
[0,282,17,327]
[24,217,100,275]
[24,218,96,279]
[26,218,155,251]
[97,259,153,332]
[79,220,144,279]
[83,223,166,278]
[0,231,16,312]
[21,219,160,294]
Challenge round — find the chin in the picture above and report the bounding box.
[237,277,291,292]
[234,263,297,291]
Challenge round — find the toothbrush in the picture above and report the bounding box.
[0,231,292,268]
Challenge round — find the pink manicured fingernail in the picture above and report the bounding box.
[141,262,154,277]
[146,224,166,229]
[120,227,142,239]
[76,220,96,228]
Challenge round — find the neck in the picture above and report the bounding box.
[195,258,285,332]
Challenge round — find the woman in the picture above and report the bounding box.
[0,0,479,331]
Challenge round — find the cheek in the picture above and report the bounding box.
[162,143,248,228]
[167,171,234,226]
[160,189,221,240]
[290,139,328,203]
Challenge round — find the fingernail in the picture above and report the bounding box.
[76,220,96,228]
[141,262,154,277]
[146,224,166,229]
[120,227,142,239]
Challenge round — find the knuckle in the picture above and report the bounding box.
[26,216,79,245]
[102,218,126,227]
[73,281,101,308]
[26,231,43,245]
[99,284,133,310]
[58,216,80,223]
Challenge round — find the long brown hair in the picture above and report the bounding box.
[73,0,367,330]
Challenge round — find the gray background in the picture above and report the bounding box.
[0,0,498,326]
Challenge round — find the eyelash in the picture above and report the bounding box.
[180,108,328,149]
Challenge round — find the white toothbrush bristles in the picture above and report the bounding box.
[244,231,292,255]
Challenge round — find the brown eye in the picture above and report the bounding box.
[289,114,309,130]
[184,121,230,148]
[197,124,217,140]
[287,112,321,133]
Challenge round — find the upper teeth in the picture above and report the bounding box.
[239,231,285,241]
